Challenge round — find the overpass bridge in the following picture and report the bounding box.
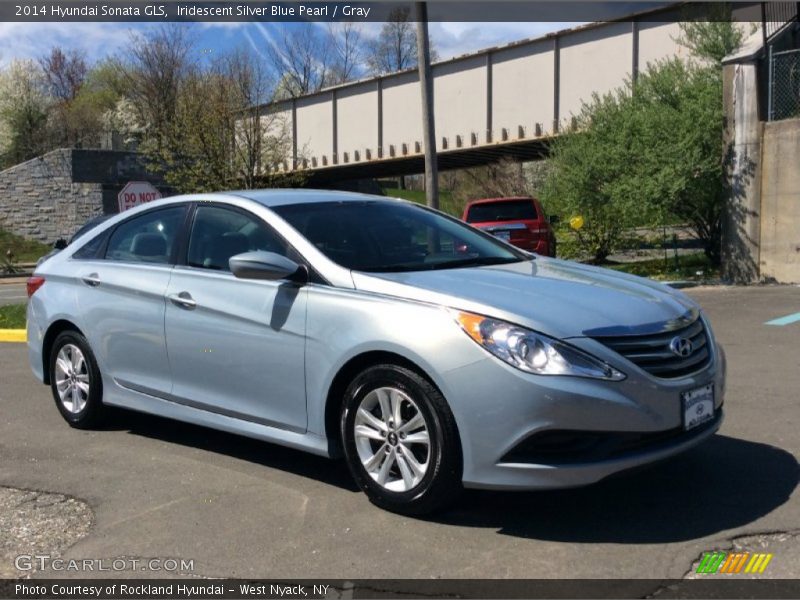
[259,3,758,184]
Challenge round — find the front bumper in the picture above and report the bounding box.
[441,337,726,491]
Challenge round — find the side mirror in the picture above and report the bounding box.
[548,215,560,225]
[229,251,306,283]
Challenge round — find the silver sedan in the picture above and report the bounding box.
[26,190,725,514]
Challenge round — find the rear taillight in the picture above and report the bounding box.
[27,276,45,298]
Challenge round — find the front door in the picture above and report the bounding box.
[164,204,308,432]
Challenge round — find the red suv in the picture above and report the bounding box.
[462,196,557,257]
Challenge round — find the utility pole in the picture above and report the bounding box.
[415,1,438,209]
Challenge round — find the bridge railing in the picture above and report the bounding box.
[762,1,800,45]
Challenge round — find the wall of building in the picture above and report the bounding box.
[637,20,686,68]
[492,39,555,136]
[381,71,423,157]
[721,61,763,283]
[0,149,167,243]
[559,21,633,120]
[759,118,800,283]
[296,92,334,162]
[433,54,487,149]
[721,32,800,285]
[337,82,379,161]
[257,15,689,171]
[0,150,102,243]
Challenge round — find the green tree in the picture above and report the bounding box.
[542,11,748,264]
[141,48,303,193]
[543,52,737,264]
[63,60,125,148]
[117,25,194,153]
[364,7,437,75]
[542,83,658,263]
[673,4,748,65]
[0,60,51,167]
[631,60,726,264]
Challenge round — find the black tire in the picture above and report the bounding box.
[340,363,463,515]
[49,330,105,429]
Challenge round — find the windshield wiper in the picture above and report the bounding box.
[359,264,422,273]
[358,256,525,273]
[426,256,524,270]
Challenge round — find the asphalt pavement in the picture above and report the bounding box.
[0,285,798,584]
[0,280,26,307]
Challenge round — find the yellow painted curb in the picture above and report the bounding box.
[0,329,26,343]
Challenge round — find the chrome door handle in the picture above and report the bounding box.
[81,273,101,287]
[167,292,197,310]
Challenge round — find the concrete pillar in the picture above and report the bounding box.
[552,36,560,133]
[631,21,640,82]
[291,99,298,171]
[721,60,763,283]
[758,119,800,284]
[377,78,383,154]
[486,52,493,136]
[332,90,338,160]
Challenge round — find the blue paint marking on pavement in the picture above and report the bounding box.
[765,312,800,326]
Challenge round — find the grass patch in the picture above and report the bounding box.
[0,303,26,329]
[0,229,50,263]
[606,253,718,281]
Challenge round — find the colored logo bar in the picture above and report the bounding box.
[696,552,773,574]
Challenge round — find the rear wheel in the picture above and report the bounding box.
[49,331,105,429]
[341,364,462,515]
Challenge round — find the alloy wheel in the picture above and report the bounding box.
[353,386,431,492]
[54,344,90,414]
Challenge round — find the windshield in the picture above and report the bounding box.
[272,200,527,273]
[466,199,538,223]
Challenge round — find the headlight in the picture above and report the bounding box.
[453,310,625,381]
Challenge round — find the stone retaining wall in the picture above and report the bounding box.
[0,149,167,244]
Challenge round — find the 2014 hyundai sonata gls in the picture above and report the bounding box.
[27,190,725,514]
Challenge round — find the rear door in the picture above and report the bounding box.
[163,204,308,432]
[73,205,187,397]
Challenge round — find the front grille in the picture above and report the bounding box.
[593,318,711,379]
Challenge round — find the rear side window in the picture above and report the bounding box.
[105,207,185,264]
[72,231,108,260]
[187,205,289,271]
[466,200,538,223]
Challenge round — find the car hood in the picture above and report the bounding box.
[351,257,699,339]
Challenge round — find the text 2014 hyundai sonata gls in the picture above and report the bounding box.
[27,190,725,514]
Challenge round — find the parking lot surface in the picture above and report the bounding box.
[0,285,798,581]
[0,280,26,307]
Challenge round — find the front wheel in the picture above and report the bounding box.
[341,364,462,515]
[49,330,105,429]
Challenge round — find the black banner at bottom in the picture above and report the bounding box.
[2,579,800,600]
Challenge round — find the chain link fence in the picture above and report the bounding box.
[769,48,800,121]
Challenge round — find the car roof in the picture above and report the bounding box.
[466,196,536,206]
[224,188,393,208]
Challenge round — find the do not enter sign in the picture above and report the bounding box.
[118,181,162,212]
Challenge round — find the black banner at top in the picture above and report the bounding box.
[0,1,764,23]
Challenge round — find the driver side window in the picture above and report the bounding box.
[187,206,289,271]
